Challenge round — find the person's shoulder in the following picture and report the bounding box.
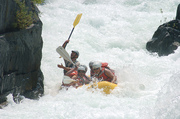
[104,68,113,74]
[75,61,80,66]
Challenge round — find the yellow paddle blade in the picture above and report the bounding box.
[73,13,82,28]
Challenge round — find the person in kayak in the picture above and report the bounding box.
[57,40,80,74]
[65,65,91,88]
[91,61,117,84]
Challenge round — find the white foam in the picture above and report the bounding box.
[1,0,179,118]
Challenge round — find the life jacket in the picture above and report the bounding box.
[68,70,78,78]
[101,62,109,68]
[102,62,116,74]
[96,68,112,82]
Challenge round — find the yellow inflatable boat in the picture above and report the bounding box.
[81,81,117,94]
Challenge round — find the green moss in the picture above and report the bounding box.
[14,0,44,30]
[15,0,34,29]
[31,0,45,4]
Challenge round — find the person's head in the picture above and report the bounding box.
[89,61,94,70]
[71,50,79,62]
[77,66,86,77]
[81,65,88,72]
[92,61,102,75]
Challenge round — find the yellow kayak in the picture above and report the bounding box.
[80,81,117,94]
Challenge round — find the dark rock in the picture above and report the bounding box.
[146,4,180,56]
[0,0,40,34]
[0,0,17,34]
[0,22,44,102]
[0,98,8,109]
[176,4,180,20]
[0,0,44,104]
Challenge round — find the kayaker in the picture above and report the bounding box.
[91,61,117,84]
[57,40,80,74]
[65,65,91,87]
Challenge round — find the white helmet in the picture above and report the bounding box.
[81,65,87,72]
[92,61,102,70]
[72,50,79,57]
[78,66,86,72]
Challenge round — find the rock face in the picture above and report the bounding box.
[0,0,44,104]
[146,4,180,56]
[0,0,17,34]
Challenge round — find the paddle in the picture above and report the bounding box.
[63,76,76,84]
[67,13,82,40]
[56,14,82,62]
[56,46,74,65]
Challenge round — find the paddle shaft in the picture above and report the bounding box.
[63,28,74,48]
[67,13,82,41]
[67,27,74,40]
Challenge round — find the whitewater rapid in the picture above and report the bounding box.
[1,0,180,119]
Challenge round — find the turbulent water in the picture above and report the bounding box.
[1,0,180,119]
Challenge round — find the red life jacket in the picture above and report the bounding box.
[101,62,108,68]
[97,68,112,82]
[68,70,78,78]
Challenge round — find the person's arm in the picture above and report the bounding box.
[111,75,117,83]
[65,66,78,76]
[62,40,69,49]
[104,69,117,83]
[70,75,82,88]
[57,63,72,72]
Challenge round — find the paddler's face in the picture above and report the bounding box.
[93,68,100,75]
[71,52,78,61]
[78,70,85,77]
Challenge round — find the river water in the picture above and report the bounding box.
[1,0,180,119]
